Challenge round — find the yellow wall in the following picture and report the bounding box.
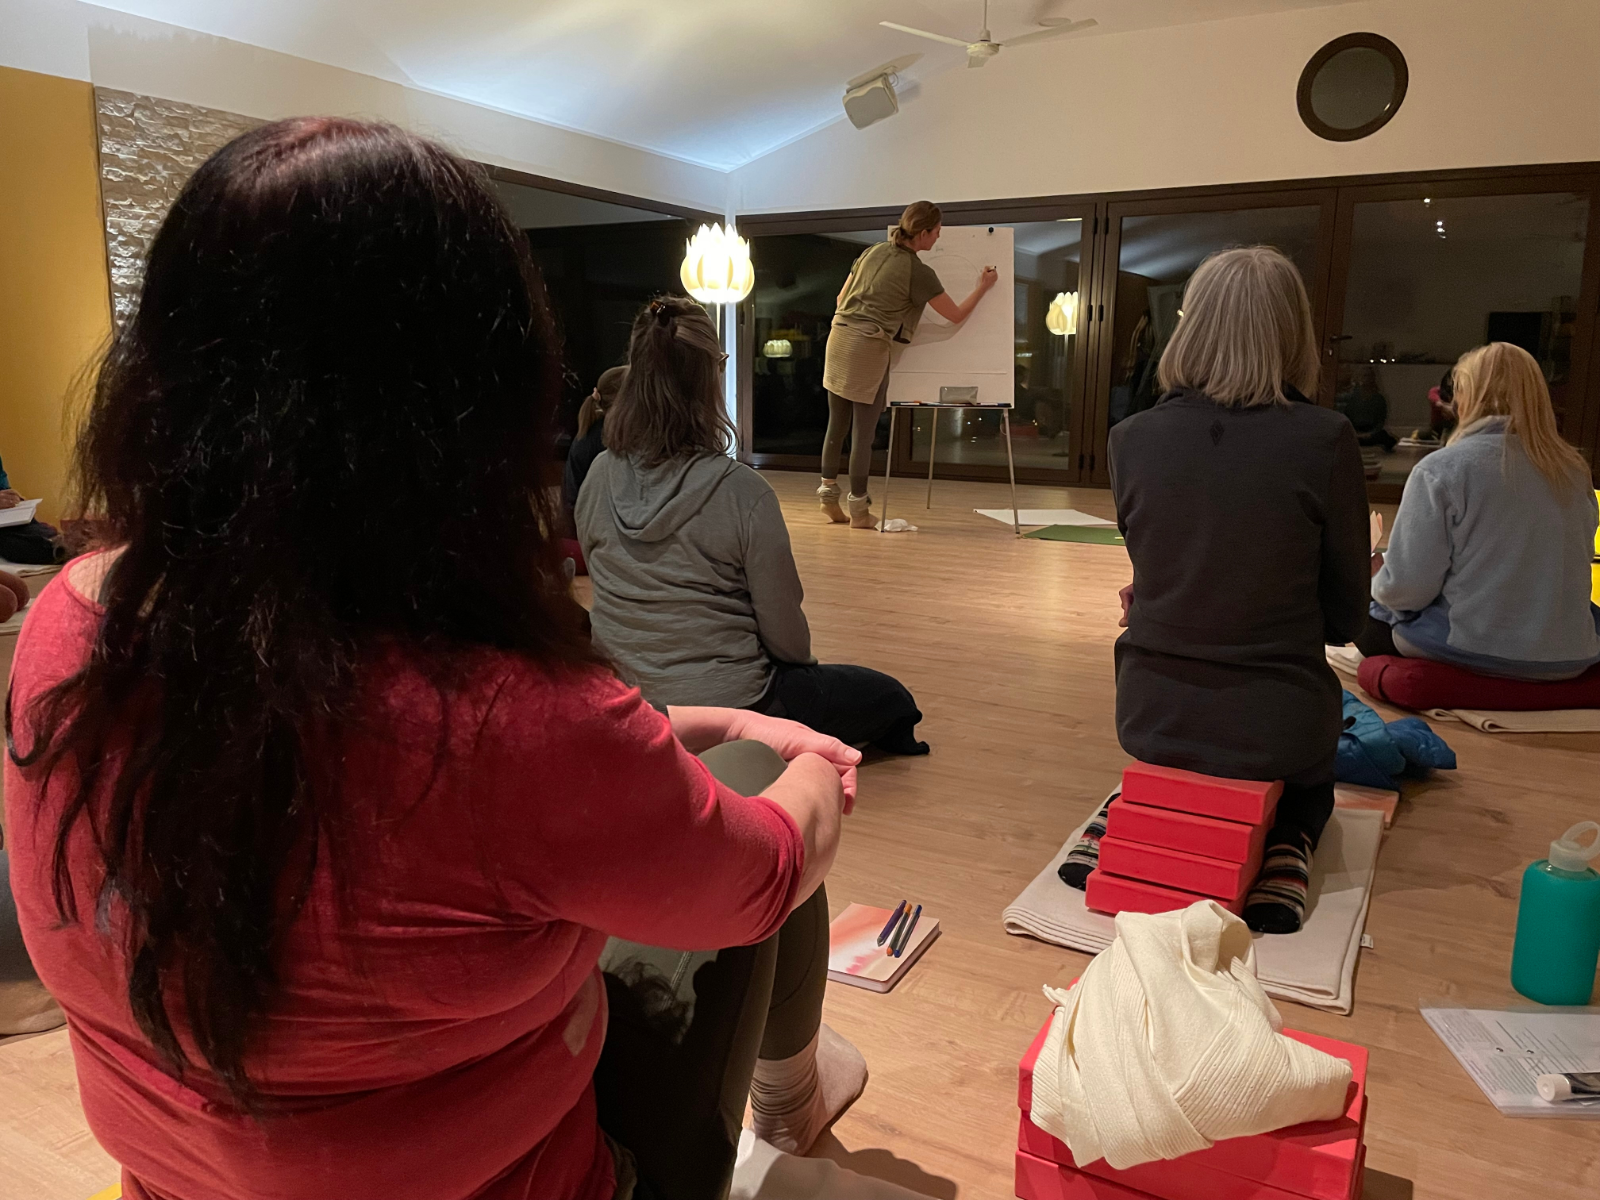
[0,67,111,524]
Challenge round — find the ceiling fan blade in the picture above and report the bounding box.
[1003,18,1097,47]
[880,21,973,49]
[967,51,988,68]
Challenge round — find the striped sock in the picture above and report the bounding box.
[1058,796,1115,890]
[1244,831,1314,934]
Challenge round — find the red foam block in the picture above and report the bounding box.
[1105,798,1269,865]
[1016,1149,1158,1200]
[1098,837,1259,902]
[1084,869,1247,917]
[1018,1108,1365,1200]
[1121,763,1281,825]
[1018,1023,1368,1200]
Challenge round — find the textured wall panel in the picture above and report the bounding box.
[94,88,260,325]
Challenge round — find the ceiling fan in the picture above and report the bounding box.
[882,1,1096,68]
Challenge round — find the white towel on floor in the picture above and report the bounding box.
[1002,801,1384,1014]
[1421,707,1600,734]
[732,1131,939,1199]
[1325,645,1363,678]
[1028,902,1351,1171]
[974,508,1115,527]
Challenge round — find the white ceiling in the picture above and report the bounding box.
[83,1,1358,172]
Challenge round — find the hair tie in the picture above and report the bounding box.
[649,299,673,326]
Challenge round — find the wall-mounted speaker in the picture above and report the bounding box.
[843,74,899,130]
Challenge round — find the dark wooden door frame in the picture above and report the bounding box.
[1090,188,1340,487]
[889,202,1104,489]
[739,160,1600,489]
[486,163,720,225]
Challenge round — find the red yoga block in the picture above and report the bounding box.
[1098,837,1260,902]
[1016,1149,1158,1200]
[1120,763,1281,825]
[1018,1022,1369,1200]
[1018,1112,1365,1200]
[1105,798,1268,865]
[1084,869,1247,918]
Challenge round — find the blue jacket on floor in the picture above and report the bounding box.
[1337,691,1456,790]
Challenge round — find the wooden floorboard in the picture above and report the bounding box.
[4,470,1598,1200]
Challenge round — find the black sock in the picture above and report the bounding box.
[1058,797,1114,891]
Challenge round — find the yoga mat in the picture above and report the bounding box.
[1421,707,1600,734]
[1325,645,1362,679]
[1002,796,1384,1014]
[1023,525,1126,546]
[975,508,1115,528]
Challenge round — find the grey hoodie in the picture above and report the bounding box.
[575,451,813,708]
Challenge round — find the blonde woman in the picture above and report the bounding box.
[1362,342,1600,679]
[1066,246,1369,936]
[817,200,998,527]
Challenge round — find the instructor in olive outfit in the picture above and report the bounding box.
[817,201,997,528]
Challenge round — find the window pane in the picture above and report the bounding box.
[750,230,885,457]
[498,179,691,456]
[1107,206,1321,430]
[1339,192,1588,485]
[910,219,1085,472]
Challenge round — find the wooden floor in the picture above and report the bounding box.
[5,471,1600,1200]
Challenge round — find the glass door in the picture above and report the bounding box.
[1323,178,1600,497]
[900,211,1099,484]
[1088,192,1337,485]
[743,226,891,469]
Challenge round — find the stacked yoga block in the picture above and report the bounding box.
[1085,764,1281,917]
[1015,1019,1369,1200]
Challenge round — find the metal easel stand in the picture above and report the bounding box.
[881,403,1020,536]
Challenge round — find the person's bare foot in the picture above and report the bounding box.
[847,495,876,530]
[750,1024,869,1155]
[817,480,847,524]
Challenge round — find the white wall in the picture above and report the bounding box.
[729,0,1600,214]
[0,0,726,214]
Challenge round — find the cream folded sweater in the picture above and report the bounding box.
[1029,900,1352,1170]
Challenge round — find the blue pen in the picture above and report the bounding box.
[894,905,923,958]
[876,901,907,947]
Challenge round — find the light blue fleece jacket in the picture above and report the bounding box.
[1371,416,1600,680]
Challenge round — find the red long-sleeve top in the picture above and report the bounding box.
[4,563,803,1200]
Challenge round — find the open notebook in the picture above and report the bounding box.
[827,903,940,993]
[0,499,40,528]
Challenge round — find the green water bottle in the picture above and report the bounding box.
[1511,821,1600,1005]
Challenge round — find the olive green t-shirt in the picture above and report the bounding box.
[833,241,945,343]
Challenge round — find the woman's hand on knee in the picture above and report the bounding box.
[761,753,847,904]
[725,711,859,812]
[669,706,859,812]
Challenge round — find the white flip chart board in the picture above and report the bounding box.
[885,224,1014,407]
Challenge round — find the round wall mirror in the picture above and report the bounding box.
[1297,33,1408,142]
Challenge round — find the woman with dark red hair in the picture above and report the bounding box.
[4,118,864,1200]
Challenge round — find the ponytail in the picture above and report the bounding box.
[891,200,942,249]
[603,296,732,466]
